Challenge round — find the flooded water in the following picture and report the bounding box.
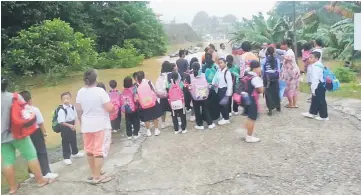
[31,58,163,147]
[30,41,227,147]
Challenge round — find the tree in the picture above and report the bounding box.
[223,14,238,24]
[3,19,98,76]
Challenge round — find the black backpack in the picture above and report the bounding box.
[51,105,74,133]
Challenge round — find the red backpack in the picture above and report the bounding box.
[11,93,37,139]
[109,89,121,120]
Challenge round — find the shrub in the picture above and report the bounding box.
[3,19,98,77]
[95,43,144,69]
[125,38,166,58]
[334,67,356,83]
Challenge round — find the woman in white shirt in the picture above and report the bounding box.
[212,58,233,125]
[75,69,114,184]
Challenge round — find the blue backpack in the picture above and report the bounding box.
[315,64,340,91]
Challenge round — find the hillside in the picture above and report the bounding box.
[164,23,202,44]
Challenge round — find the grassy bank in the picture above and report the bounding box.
[298,59,361,100]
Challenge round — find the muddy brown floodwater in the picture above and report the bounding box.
[30,41,227,147]
[31,58,162,147]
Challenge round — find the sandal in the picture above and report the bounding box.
[294,105,299,108]
[9,184,21,194]
[284,105,295,108]
[91,175,112,185]
[87,171,106,180]
[38,178,55,187]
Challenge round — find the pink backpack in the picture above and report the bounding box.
[190,74,209,101]
[120,87,136,113]
[168,79,185,114]
[109,89,121,120]
[137,79,157,109]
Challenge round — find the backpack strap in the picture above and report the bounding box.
[224,69,228,84]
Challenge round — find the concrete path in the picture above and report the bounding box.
[16,93,361,195]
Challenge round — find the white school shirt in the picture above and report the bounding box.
[76,86,112,133]
[30,106,44,129]
[212,67,233,96]
[247,71,264,89]
[310,62,325,95]
[57,104,77,123]
[218,49,228,59]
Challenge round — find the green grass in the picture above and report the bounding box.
[299,59,361,100]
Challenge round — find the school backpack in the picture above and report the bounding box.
[52,105,74,133]
[315,64,340,91]
[155,74,168,98]
[10,93,37,139]
[168,79,185,113]
[190,74,209,101]
[120,87,137,113]
[263,59,280,81]
[232,74,255,105]
[137,80,157,109]
[109,89,121,120]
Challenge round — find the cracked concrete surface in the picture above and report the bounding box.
[16,93,361,195]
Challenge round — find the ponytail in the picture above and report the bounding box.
[192,62,201,77]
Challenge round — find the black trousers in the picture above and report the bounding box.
[184,88,192,111]
[228,98,239,113]
[29,128,51,176]
[217,87,230,120]
[309,83,328,118]
[206,89,220,121]
[264,79,281,111]
[171,109,187,131]
[125,112,140,137]
[111,109,122,130]
[61,121,78,159]
[193,100,212,126]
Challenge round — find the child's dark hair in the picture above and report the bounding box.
[179,49,185,57]
[19,90,31,103]
[204,47,209,53]
[97,82,106,91]
[192,62,201,77]
[219,58,227,65]
[161,61,172,73]
[303,42,313,51]
[315,38,323,47]
[205,52,213,66]
[311,51,321,60]
[109,80,117,89]
[276,43,281,49]
[171,71,179,84]
[60,92,72,99]
[132,72,138,79]
[123,77,133,88]
[241,41,252,52]
[266,47,276,69]
[250,60,260,70]
[209,44,216,51]
[282,39,293,48]
[84,69,97,86]
[136,71,145,83]
[226,55,233,68]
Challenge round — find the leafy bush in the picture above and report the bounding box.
[96,43,144,69]
[334,67,356,83]
[125,38,166,59]
[3,19,98,76]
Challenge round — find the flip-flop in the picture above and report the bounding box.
[38,179,55,187]
[87,171,106,180]
[284,105,295,108]
[9,184,21,194]
[91,176,112,185]
[294,105,299,108]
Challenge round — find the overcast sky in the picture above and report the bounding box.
[149,0,277,24]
